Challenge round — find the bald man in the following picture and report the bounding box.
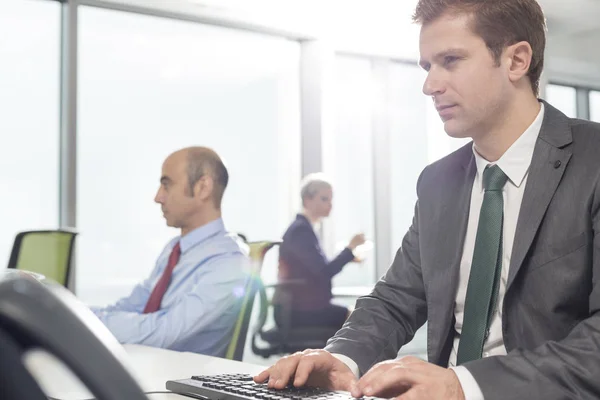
[91,147,250,357]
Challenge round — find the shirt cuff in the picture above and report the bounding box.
[331,353,360,378]
[450,366,484,400]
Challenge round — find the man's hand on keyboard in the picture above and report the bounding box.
[254,349,358,392]
[351,356,465,400]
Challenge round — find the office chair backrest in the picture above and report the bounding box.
[7,229,78,287]
[225,240,281,361]
[0,270,148,400]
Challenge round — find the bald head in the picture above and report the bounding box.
[176,146,229,209]
[156,146,228,234]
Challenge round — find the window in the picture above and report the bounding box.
[387,63,429,257]
[77,7,301,305]
[327,56,376,287]
[327,56,471,288]
[590,91,600,123]
[0,0,60,266]
[388,62,470,260]
[545,84,577,118]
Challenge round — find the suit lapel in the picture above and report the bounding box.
[439,153,477,304]
[429,146,476,360]
[506,102,573,290]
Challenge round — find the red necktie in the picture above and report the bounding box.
[143,242,181,313]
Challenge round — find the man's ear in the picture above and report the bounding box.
[506,41,533,85]
[194,176,214,202]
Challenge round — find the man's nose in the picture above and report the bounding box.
[422,70,445,96]
[154,189,164,204]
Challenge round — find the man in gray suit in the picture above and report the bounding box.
[255,0,600,399]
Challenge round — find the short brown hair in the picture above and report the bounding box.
[413,0,546,95]
[186,147,229,209]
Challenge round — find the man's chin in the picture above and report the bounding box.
[443,120,471,139]
[164,219,176,227]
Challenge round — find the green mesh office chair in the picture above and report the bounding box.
[224,240,281,361]
[7,229,78,288]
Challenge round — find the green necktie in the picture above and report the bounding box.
[457,164,509,365]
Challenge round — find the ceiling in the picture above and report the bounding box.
[538,0,600,81]
[540,0,600,36]
[100,0,600,81]
[182,0,600,64]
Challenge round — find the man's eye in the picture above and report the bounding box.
[444,56,459,66]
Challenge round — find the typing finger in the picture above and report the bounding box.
[362,367,423,397]
[268,353,302,389]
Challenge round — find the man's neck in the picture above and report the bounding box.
[473,96,541,162]
[180,210,222,237]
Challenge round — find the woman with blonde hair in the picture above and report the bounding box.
[273,173,365,330]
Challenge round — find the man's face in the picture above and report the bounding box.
[419,13,510,138]
[154,152,199,229]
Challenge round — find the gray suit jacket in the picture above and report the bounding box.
[325,101,600,399]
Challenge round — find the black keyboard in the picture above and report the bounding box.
[166,373,386,400]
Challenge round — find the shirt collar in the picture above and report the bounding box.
[179,218,226,254]
[473,102,545,191]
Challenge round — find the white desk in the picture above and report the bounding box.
[25,344,265,399]
[263,282,373,299]
[332,286,372,298]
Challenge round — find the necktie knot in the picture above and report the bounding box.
[483,165,508,192]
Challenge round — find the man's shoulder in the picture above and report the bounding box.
[569,117,600,138]
[212,232,250,257]
[181,231,249,261]
[417,142,473,188]
[564,118,600,169]
[187,233,250,277]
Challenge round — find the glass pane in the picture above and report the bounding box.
[388,64,429,260]
[77,7,301,306]
[388,62,470,255]
[385,63,437,358]
[590,91,600,123]
[0,0,60,267]
[545,84,577,118]
[327,56,376,287]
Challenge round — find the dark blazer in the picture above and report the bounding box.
[326,101,600,399]
[273,214,354,311]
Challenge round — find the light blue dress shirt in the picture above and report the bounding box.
[91,218,250,356]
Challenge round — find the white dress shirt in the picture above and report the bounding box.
[334,103,545,400]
